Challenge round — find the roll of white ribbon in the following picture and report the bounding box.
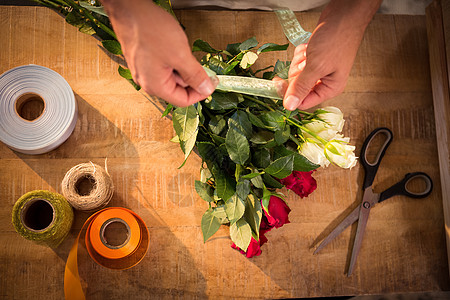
[0,65,77,154]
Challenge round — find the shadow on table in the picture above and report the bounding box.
[12,93,207,298]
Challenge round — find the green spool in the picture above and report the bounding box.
[12,190,74,248]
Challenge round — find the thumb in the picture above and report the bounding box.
[283,66,320,111]
[176,54,217,97]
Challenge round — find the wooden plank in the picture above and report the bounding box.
[426,0,450,279]
[0,6,449,299]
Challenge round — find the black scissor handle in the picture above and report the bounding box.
[360,127,393,189]
[379,172,433,202]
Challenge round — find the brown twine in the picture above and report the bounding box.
[61,162,114,211]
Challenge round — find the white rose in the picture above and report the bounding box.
[324,139,357,169]
[304,121,338,141]
[318,106,345,132]
[299,141,330,168]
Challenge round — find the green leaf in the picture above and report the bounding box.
[274,125,290,145]
[225,126,250,165]
[153,0,176,17]
[265,154,294,179]
[212,206,229,224]
[79,2,108,17]
[262,173,284,189]
[225,194,246,223]
[257,43,289,54]
[239,37,258,51]
[260,111,285,130]
[118,65,133,79]
[208,92,239,110]
[211,134,226,145]
[261,188,272,213]
[250,130,274,144]
[192,39,220,53]
[208,115,226,135]
[201,209,221,242]
[246,110,269,129]
[235,164,244,181]
[273,146,319,171]
[195,181,214,202]
[208,57,230,75]
[196,102,205,124]
[118,66,141,90]
[197,141,223,167]
[254,65,275,76]
[236,180,251,201]
[241,172,262,180]
[252,148,271,169]
[223,60,240,75]
[230,218,252,251]
[226,42,241,56]
[251,174,265,189]
[243,194,262,238]
[78,23,96,35]
[169,135,179,143]
[102,40,122,55]
[173,106,199,167]
[161,104,173,118]
[65,11,95,35]
[214,167,236,201]
[229,111,253,139]
[274,60,291,80]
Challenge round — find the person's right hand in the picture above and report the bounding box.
[102,0,216,107]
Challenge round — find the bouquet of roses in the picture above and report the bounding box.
[32,0,356,257]
[165,37,357,257]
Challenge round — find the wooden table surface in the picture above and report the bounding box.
[0,6,449,299]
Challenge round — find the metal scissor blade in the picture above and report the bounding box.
[314,206,360,254]
[347,188,378,276]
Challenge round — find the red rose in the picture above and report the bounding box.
[279,170,317,198]
[231,237,262,258]
[263,195,291,228]
[231,216,272,258]
[231,196,292,258]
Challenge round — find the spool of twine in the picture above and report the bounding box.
[61,162,114,211]
[12,190,74,248]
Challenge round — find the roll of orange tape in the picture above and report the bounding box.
[64,207,149,300]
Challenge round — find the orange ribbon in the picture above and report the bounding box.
[64,207,149,300]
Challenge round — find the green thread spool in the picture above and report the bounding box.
[12,190,74,248]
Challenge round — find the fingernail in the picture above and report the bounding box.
[198,78,216,96]
[284,95,300,111]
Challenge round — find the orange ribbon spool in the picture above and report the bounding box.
[64,207,149,300]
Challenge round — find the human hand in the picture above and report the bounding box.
[102,0,216,107]
[282,0,382,111]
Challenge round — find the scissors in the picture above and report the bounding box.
[313,127,433,276]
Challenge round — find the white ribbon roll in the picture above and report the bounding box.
[0,65,77,154]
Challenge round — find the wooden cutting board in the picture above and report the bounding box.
[0,5,448,299]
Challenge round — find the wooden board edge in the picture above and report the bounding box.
[426,0,450,278]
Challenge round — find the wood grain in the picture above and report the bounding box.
[0,6,448,299]
[426,0,450,279]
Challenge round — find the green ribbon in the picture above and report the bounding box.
[275,8,311,46]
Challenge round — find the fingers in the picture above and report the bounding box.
[289,44,307,78]
[283,64,321,111]
[153,68,211,107]
[176,53,217,99]
[137,55,217,107]
[298,78,345,109]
